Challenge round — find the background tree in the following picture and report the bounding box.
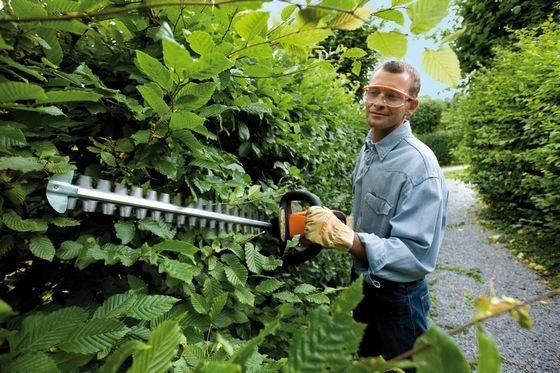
[452,0,559,74]
[448,19,560,283]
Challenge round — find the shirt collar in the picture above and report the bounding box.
[364,121,412,160]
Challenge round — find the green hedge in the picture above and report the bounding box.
[448,19,560,274]
[416,130,455,166]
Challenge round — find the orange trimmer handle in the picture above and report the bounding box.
[288,210,347,238]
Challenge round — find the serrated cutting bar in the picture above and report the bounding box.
[46,171,272,231]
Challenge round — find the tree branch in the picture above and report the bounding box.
[388,288,560,363]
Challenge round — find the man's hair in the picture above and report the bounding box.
[375,60,421,98]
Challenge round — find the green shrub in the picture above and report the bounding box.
[448,19,560,274]
[417,130,455,166]
[409,98,448,134]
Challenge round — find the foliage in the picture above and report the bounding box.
[453,0,559,73]
[409,98,448,134]
[448,20,560,280]
[416,131,455,166]
[318,25,380,101]
[0,0,496,371]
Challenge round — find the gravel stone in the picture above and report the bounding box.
[429,178,560,372]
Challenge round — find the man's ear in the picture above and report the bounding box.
[405,99,419,117]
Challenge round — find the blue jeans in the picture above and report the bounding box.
[353,276,430,360]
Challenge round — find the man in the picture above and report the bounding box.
[304,60,449,359]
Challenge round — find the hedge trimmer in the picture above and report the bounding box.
[46,171,344,264]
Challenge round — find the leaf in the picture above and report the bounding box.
[209,293,228,320]
[234,286,255,306]
[60,319,129,354]
[130,320,182,373]
[135,50,173,91]
[5,352,59,373]
[0,125,27,147]
[36,90,102,104]
[273,291,301,303]
[330,7,373,30]
[331,278,363,314]
[196,361,242,372]
[341,47,367,59]
[245,244,266,273]
[154,239,197,256]
[162,39,192,72]
[279,28,332,48]
[115,221,136,245]
[57,240,83,260]
[375,9,405,26]
[169,110,205,131]
[172,130,203,153]
[138,218,176,240]
[0,156,44,172]
[175,81,217,111]
[440,27,466,46]
[477,326,502,373]
[234,11,269,40]
[186,52,234,80]
[127,294,179,320]
[422,47,460,87]
[286,306,364,371]
[0,82,47,102]
[0,299,17,322]
[294,284,317,294]
[224,262,248,286]
[412,325,470,373]
[407,0,451,34]
[159,258,197,283]
[29,235,55,262]
[307,293,330,304]
[367,31,407,59]
[93,291,137,319]
[0,55,46,81]
[255,278,283,293]
[99,340,149,373]
[137,83,169,117]
[12,307,89,353]
[2,210,47,232]
[190,292,209,314]
[49,217,80,227]
[185,31,216,55]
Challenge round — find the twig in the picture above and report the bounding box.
[388,288,560,363]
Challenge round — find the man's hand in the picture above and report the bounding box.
[304,206,354,251]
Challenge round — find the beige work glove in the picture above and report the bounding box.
[304,206,354,251]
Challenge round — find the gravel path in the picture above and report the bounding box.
[430,177,560,372]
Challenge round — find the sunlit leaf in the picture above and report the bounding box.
[412,325,470,373]
[367,31,407,59]
[422,47,460,87]
[407,0,451,34]
[234,11,269,40]
[330,8,373,30]
[477,326,502,373]
[375,9,405,26]
[185,31,215,55]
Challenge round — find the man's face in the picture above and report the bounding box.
[364,69,418,142]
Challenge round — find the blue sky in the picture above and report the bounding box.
[263,1,459,99]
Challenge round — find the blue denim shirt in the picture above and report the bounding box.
[351,121,449,284]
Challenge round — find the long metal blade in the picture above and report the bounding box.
[46,172,272,229]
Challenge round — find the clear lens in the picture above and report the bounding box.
[363,87,405,107]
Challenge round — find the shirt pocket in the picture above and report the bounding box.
[363,192,393,236]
